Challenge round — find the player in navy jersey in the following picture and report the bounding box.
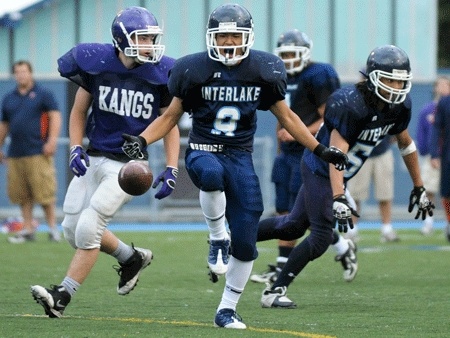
[259,45,435,309]
[250,29,358,285]
[122,3,347,329]
[30,7,180,318]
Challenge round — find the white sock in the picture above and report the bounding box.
[111,241,134,263]
[217,257,253,311]
[61,276,80,297]
[381,223,393,235]
[199,190,228,240]
[333,234,349,256]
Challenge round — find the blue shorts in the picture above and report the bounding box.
[185,148,264,261]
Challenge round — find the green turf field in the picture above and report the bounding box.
[1,229,449,337]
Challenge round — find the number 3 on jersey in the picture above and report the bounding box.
[212,106,240,136]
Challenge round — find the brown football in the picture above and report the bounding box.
[118,161,153,196]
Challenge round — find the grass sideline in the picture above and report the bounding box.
[1,229,449,337]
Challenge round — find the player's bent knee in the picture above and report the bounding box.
[308,231,333,260]
[230,238,258,261]
[74,207,106,249]
[199,169,224,191]
[309,242,329,260]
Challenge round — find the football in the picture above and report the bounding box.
[118,161,153,196]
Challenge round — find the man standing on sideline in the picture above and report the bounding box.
[0,60,62,243]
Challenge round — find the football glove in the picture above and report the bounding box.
[333,194,360,233]
[408,186,435,220]
[152,166,178,199]
[122,133,147,160]
[314,144,348,171]
[69,145,90,177]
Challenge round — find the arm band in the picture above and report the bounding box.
[399,141,417,157]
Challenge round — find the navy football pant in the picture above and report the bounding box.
[257,160,334,288]
[271,151,303,213]
[185,148,264,261]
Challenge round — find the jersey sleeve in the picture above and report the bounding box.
[312,64,341,106]
[323,91,363,144]
[167,60,188,99]
[258,54,287,110]
[167,53,206,112]
[57,45,92,91]
[158,85,172,109]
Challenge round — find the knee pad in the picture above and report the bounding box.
[62,214,78,249]
[199,165,225,191]
[74,207,107,249]
[186,152,225,191]
[230,236,258,262]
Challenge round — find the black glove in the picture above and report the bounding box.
[314,144,348,171]
[333,194,360,233]
[122,134,147,160]
[408,186,435,220]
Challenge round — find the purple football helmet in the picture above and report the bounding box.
[111,6,164,63]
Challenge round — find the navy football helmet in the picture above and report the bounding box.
[111,6,164,64]
[366,45,412,104]
[206,3,254,65]
[274,30,313,74]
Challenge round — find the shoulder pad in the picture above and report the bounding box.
[250,50,287,83]
[58,43,175,85]
[58,43,116,78]
[171,52,210,84]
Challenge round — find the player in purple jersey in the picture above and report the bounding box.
[250,29,358,285]
[258,45,435,309]
[30,7,180,318]
[122,3,347,329]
